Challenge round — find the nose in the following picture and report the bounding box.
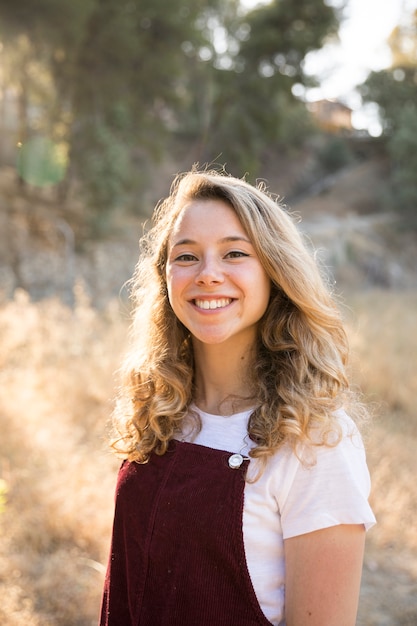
[195,255,224,285]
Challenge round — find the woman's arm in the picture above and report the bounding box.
[284,524,366,626]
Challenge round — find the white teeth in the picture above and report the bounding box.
[195,298,232,310]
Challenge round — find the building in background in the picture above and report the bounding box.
[307,99,353,133]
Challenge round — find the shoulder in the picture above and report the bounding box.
[297,409,371,494]
[306,408,366,460]
[250,409,365,480]
[251,410,375,538]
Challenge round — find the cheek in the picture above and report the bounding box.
[166,275,175,308]
[165,268,184,310]
[257,272,272,308]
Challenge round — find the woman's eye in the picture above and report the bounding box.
[175,253,197,262]
[225,250,249,259]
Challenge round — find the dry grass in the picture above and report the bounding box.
[0,287,124,625]
[0,288,416,624]
[345,291,417,558]
[343,290,417,625]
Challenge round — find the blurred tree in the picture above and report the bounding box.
[388,103,417,226]
[56,0,233,230]
[186,0,340,175]
[0,0,98,198]
[360,7,417,133]
[0,0,229,228]
[0,0,93,131]
[360,7,417,226]
[0,0,340,227]
[360,66,417,134]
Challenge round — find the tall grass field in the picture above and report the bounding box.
[1,288,416,625]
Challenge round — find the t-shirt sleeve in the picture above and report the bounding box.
[280,414,376,539]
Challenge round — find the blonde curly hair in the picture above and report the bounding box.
[111,168,365,466]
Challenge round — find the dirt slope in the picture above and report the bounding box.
[0,158,416,305]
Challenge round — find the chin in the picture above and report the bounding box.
[192,332,231,345]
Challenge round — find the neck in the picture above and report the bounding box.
[192,338,257,416]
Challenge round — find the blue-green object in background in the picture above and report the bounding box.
[16,137,67,187]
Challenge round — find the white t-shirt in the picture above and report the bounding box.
[178,407,376,626]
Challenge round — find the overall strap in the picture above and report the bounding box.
[100,440,272,626]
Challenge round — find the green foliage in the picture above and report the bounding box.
[359,9,417,228]
[0,0,341,226]
[275,93,315,147]
[360,67,417,133]
[237,0,339,75]
[74,121,131,235]
[387,104,417,226]
[17,137,67,186]
[189,0,340,175]
[359,6,417,227]
[64,0,229,224]
[317,136,354,173]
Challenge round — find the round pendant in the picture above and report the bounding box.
[228,453,244,469]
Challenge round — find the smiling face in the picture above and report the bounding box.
[165,199,271,349]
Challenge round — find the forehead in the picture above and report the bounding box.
[169,198,246,238]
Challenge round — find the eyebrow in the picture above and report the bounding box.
[171,236,252,248]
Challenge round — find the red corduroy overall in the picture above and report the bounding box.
[100,440,273,625]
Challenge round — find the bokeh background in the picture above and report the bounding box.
[0,0,416,623]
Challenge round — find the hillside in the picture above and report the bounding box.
[292,158,417,290]
[0,157,416,307]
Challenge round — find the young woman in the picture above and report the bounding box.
[100,169,375,626]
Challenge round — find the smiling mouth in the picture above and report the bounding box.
[194,298,232,310]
